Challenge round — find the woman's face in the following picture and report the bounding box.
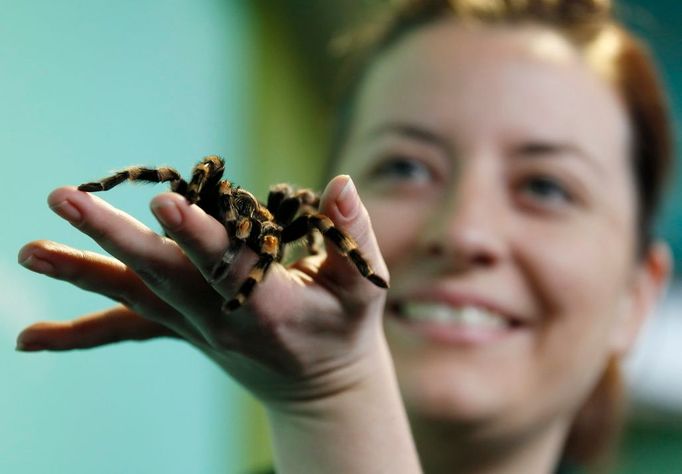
[336,20,651,438]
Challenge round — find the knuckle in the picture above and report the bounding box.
[171,229,204,252]
[132,261,173,290]
[109,291,139,313]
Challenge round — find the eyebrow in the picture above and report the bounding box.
[513,142,604,176]
[363,122,452,155]
[364,122,604,176]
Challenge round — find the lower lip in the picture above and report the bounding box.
[389,314,519,345]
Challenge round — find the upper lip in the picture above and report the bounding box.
[389,287,529,325]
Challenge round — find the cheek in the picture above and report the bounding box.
[517,220,632,385]
[519,212,632,323]
[489,219,635,423]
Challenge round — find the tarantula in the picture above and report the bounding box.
[78,155,388,312]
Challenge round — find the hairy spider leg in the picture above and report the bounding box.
[78,166,183,192]
[292,189,322,255]
[222,227,280,312]
[266,184,290,219]
[185,155,225,207]
[282,214,389,289]
[221,254,274,312]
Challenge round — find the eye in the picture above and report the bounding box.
[519,175,573,206]
[369,156,433,184]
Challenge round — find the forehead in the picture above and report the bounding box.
[350,19,630,160]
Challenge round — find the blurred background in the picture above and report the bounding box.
[1,1,679,472]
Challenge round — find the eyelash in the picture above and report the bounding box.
[517,175,574,207]
[369,156,434,184]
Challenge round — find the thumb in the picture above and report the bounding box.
[316,175,389,294]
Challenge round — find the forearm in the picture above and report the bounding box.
[265,336,422,474]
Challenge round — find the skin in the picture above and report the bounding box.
[16,19,670,474]
[336,20,671,473]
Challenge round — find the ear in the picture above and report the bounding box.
[610,241,673,355]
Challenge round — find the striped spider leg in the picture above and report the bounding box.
[78,155,226,209]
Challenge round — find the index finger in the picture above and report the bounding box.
[47,187,222,330]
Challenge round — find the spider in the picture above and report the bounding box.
[78,155,388,312]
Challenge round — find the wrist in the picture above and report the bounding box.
[264,335,422,474]
[263,328,394,414]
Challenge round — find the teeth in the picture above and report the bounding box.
[401,303,508,329]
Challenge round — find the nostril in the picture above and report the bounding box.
[424,240,499,269]
[473,253,496,266]
[426,242,444,257]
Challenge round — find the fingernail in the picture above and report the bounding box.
[19,254,56,275]
[50,200,82,224]
[337,176,359,219]
[151,199,182,229]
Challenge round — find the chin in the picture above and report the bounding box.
[396,356,513,424]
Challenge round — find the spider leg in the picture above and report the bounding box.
[282,214,388,288]
[222,254,274,312]
[266,185,290,218]
[305,231,322,256]
[78,166,181,192]
[209,239,244,283]
[219,214,261,280]
[210,184,261,283]
[266,185,321,258]
[209,217,260,284]
[275,197,302,226]
[294,188,320,209]
[266,184,320,226]
[186,155,225,204]
[223,228,280,311]
[210,181,270,284]
[291,189,320,255]
[279,209,320,255]
[170,178,190,196]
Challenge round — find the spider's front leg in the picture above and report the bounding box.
[78,166,182,192]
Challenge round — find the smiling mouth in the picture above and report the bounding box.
[388,301,526,344]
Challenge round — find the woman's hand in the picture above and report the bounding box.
[17,176,424,473]
[17,175,390,404]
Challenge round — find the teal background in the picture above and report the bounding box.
[616,4,682,469]
[623,0,682,264]
[1,1,256,473]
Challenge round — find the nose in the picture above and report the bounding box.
[422,165,508,271]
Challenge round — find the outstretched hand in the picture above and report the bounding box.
[17,175,390,404]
